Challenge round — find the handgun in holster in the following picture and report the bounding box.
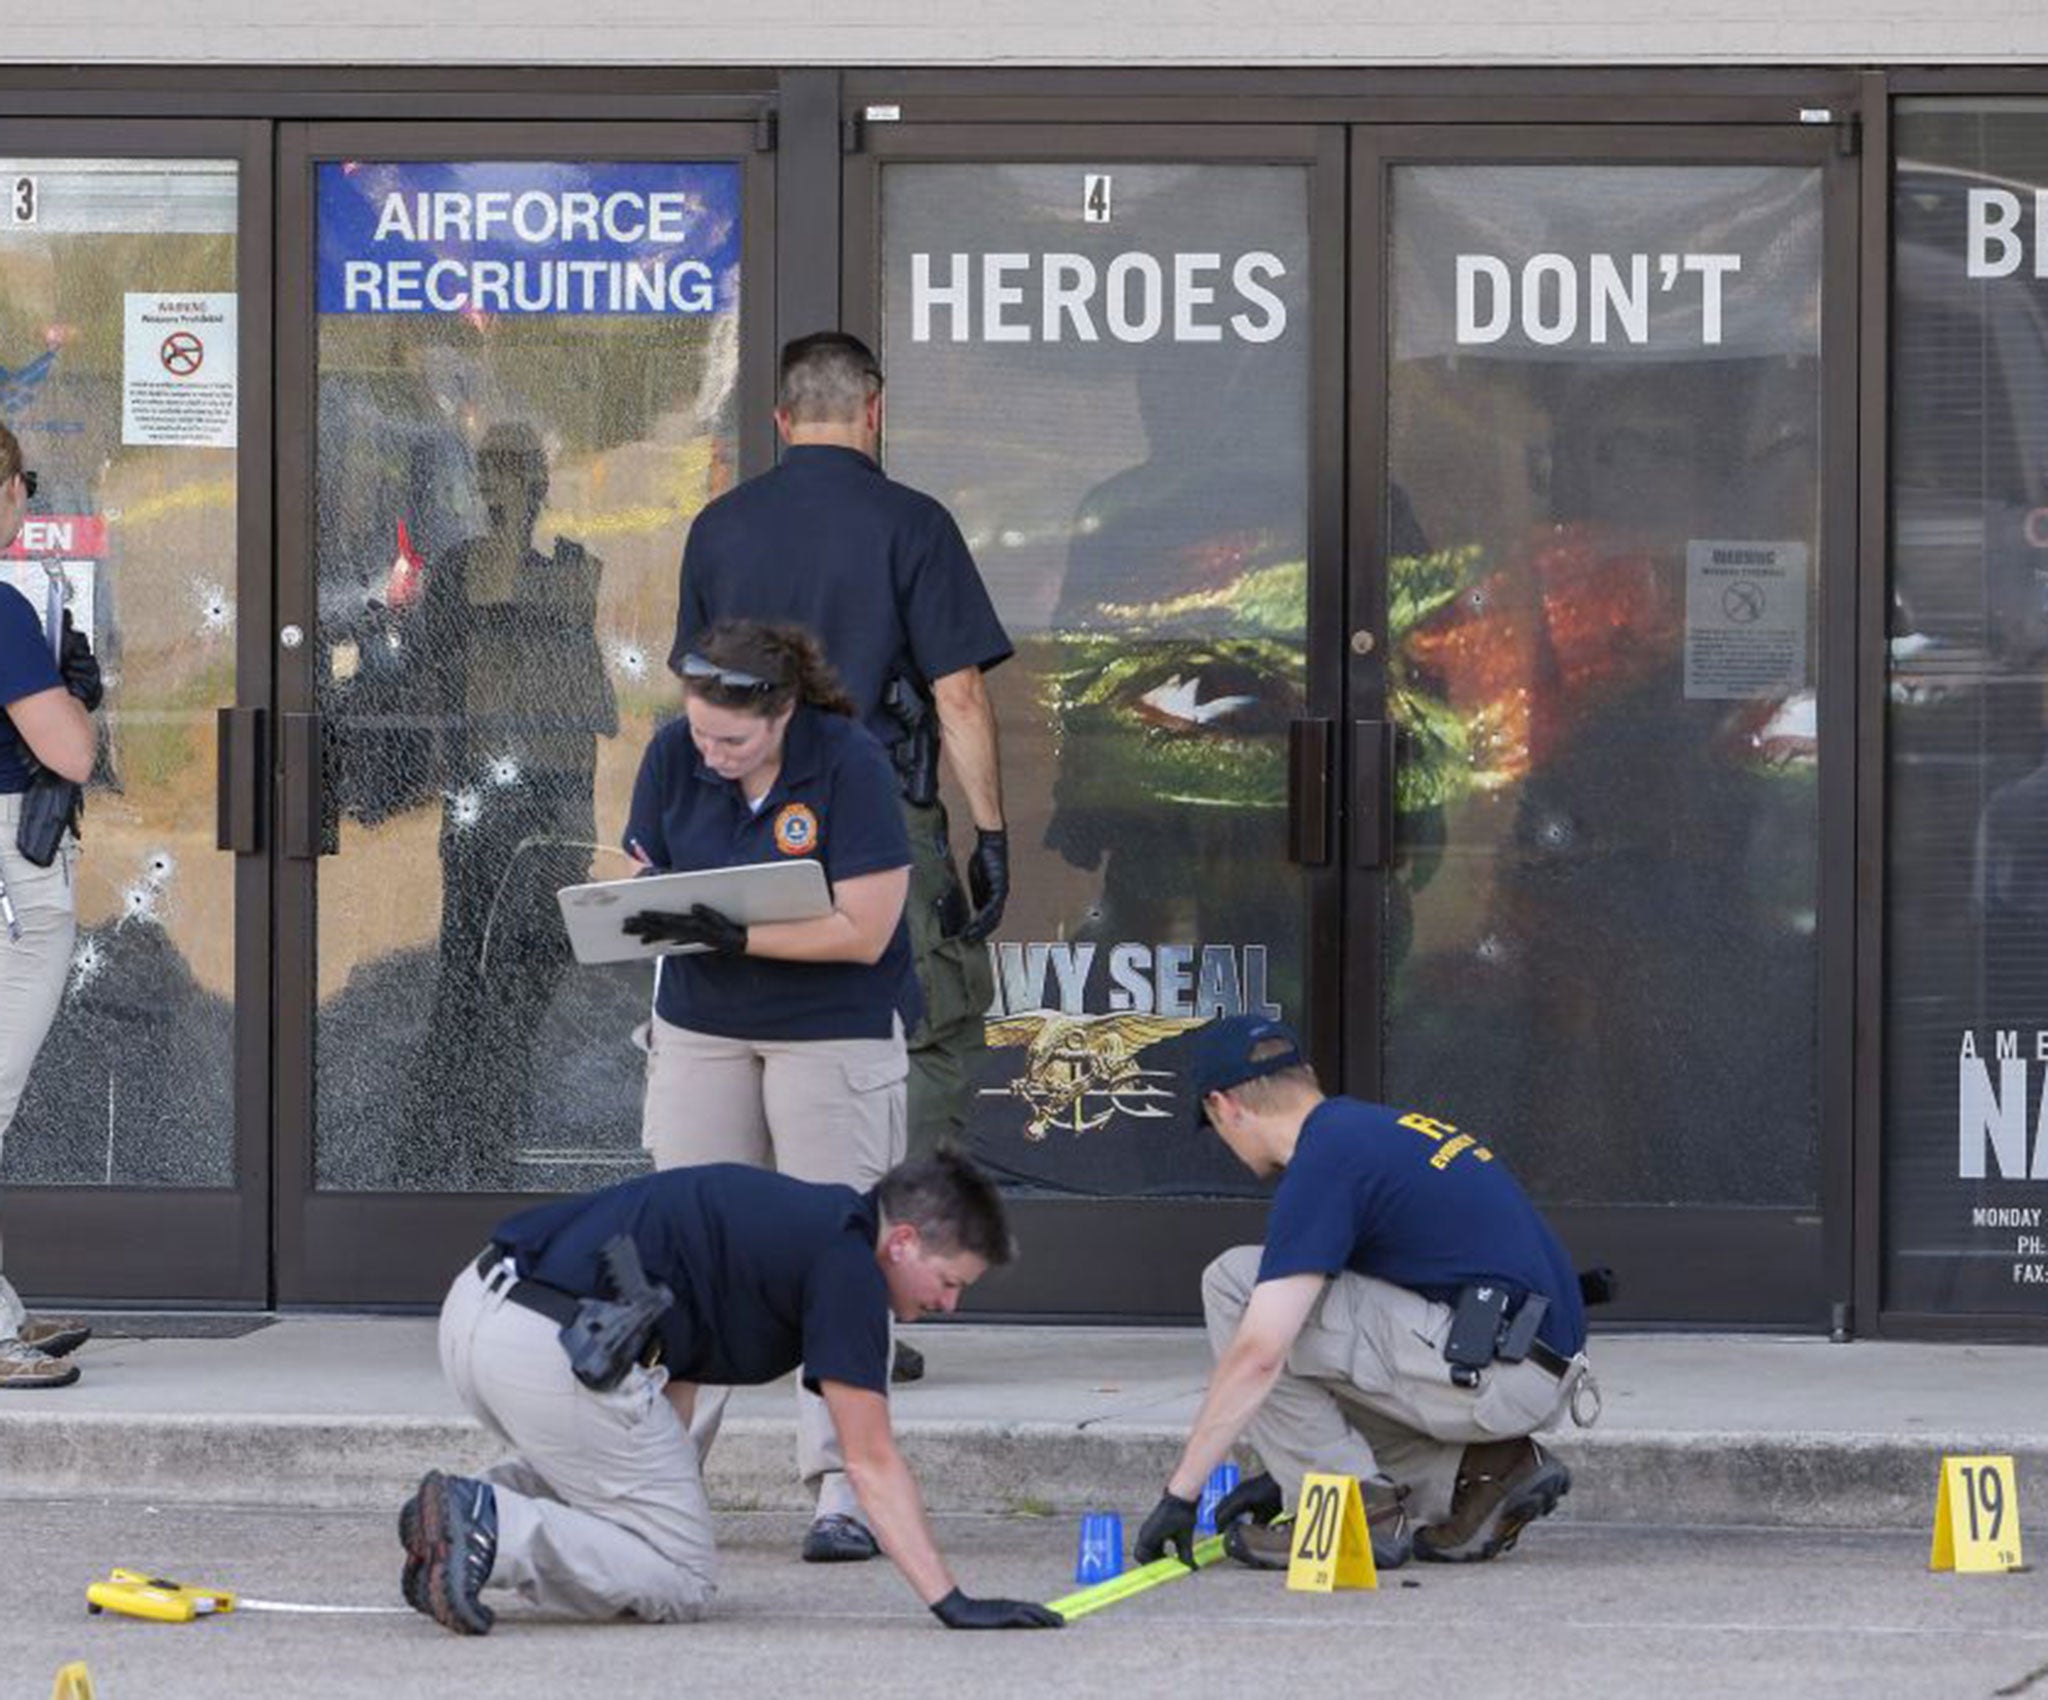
[13,754,81,869]
[883,675,940,809]
[558,1234,675,1392]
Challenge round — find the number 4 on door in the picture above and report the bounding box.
[1930,1454,2024,1574]
[1286,1472,1379,1593]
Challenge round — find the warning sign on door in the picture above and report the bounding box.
[123,292,236,448]
[1684,539,1808,700]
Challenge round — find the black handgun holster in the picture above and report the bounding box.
[14,769,80,868]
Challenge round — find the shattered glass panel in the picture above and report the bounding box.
[1380,165,1824,1208]
[0,158,240,1186]
[312,161,741,1191]
[880,163,1312,1198]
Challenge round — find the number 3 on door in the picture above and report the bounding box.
[1930,1454,2024,1574]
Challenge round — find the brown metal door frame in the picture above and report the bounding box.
[272,119,775,1305]
[0,118,274,1308]
[1348,122,1864,1330]
[842,120,1348,1318]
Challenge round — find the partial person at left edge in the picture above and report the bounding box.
[0,422,103,1389]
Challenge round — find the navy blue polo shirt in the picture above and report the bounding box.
[1257,1098,1586,1358]
[623,702,920,1040]
[492,1165,891,1395]
[0,582,62,794]
[671,445,1013,747]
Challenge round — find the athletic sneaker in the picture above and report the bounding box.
[1223,1476,1413,1572]
[408,1471,498,1634]
[20,1318,92,1359]
[397,1486,428,1616]
[1414,1438,1570,1563]
[0,1341,80,1390]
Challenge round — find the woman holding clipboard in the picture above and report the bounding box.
[621,618,919,1564]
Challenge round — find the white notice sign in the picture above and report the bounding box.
[123,292,236,448]
[1684,539,1808,700]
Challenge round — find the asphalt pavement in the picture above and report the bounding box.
[11,1501,2046,1700]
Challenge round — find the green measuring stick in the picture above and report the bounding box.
[1045,1534,1228,1622]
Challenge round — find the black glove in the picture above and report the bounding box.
[1210,1471,1283,1532]
[1133,1490,1200,1569]
[59,612,103,711]
[929,1588,1063,1630]
[621,903,747,955]
[962,827,1010,943]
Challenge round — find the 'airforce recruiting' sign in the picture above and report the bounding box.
[317,160,741,317]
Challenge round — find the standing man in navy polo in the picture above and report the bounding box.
[671,332,1013,1186]
[1133,1016,1598,1574]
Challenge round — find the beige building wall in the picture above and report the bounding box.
[4,0,2048,66]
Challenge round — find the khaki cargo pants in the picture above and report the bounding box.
[0,800,76,1345]
[901,796,994,1155]
[439,1256,716,1621]
[1203,1246,1590,1527]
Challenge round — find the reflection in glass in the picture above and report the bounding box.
[882,163,1311,1197]
[312,160,740,1192]
[1886,107,2048,1316]
[0,159,238,1186]
[1383,165,1824,1209]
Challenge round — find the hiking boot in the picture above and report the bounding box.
[410,1471,497,1634]
[21,1318,92,1359]
[1223,1478,1412,1572]
[802,1513,879,1563]
[0,1341,80,1390]
[1415,1438,1570,1563]
[890,1340,926,1385]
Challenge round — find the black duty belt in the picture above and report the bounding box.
[474,1244,581,1328]
[1527,1338,1574,1380]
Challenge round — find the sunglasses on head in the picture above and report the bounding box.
[680,652,779,695]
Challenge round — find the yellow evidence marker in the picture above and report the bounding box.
[1930,1455,2025,1574]
[85,1569,239,1622]
[50,1663,96,1700]
[1287,1472,1379,1593]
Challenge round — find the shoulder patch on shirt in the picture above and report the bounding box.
[773,802,820,856]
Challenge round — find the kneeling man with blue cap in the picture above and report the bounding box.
[1135,1016,1598,1572]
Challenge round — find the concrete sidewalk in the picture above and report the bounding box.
[1,1319,2042,1531]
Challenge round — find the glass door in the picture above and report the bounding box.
[0,122,270,1308]
[275,123,773,1302]
[845,124,1346,1315]
[1352,127,1857,1325]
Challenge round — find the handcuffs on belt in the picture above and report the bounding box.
[1442,1280,1603,1427]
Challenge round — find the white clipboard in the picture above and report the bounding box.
[557,860,832,966]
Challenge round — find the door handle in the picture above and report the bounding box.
[1352,719,1395,869]
[281,711,325,861]
[214,706,266,855]
[1287,718,1333,866]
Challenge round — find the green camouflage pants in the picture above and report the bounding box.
[901,797,994,1157]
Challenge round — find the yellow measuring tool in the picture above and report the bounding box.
[83,1565,411,1623]
[85,1570,237,1623]
[1045,1534,1228,1622]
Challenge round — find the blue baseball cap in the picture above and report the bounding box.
[1188,1015,1306,1128]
